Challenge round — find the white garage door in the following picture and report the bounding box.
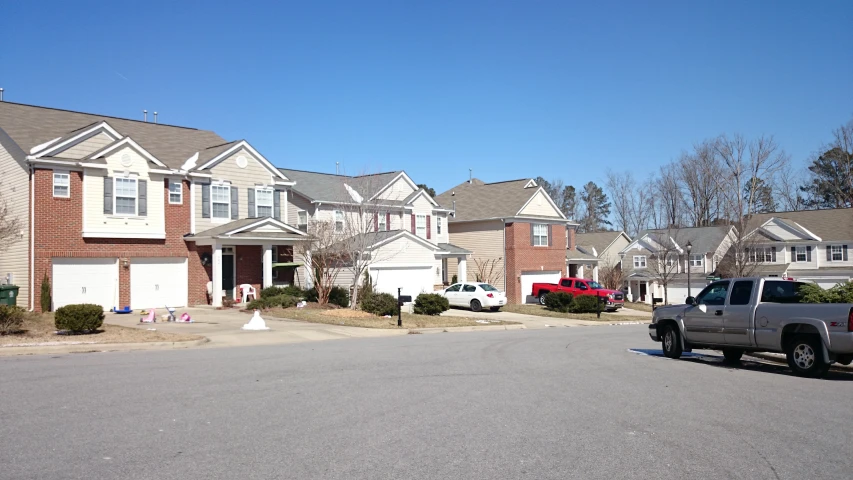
[371,266,434,299]
[130,258,188,309]
[52,258,118,311]
[520,271,561,303]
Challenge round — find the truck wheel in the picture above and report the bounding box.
[538,293,548,305]
[722,349,744,363]
[470,299,483,312]
[662,325,682,359]
[785,335,830,378]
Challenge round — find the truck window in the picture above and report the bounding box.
[560,279,572,287]
[729,280,754,305]
[760,281,807,303]
[577,282,589,291]
[695,281,730,306]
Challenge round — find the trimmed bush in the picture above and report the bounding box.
[40,274,52,313]
[247,294,299,310]
[0,305,25,334]
[55,304,104,333]
[304,287,319,303]
[328,286,350,308]
[544,292,573,313]
[798,281,853,303]
[261,285,305,299]
[360,292,398,317]
[568,294,601,314]
[413,293,450,316]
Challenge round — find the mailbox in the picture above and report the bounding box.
[398,295,413,305]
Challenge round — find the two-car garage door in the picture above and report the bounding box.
[129,258,188,310]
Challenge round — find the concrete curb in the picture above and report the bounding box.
[747,351,853,371]
[0,337,210,357]
[410,324,527,335]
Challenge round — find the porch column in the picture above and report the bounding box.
[592,265,599,282]
[262,243,273,289]
[628,281,634,302]
[212,241,223,307]
[577,265,584,278]
[458,257,467,283]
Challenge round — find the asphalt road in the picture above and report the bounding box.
[1,326,851,480]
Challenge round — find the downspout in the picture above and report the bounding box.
[29,165,35,311]
[502,218,507,294]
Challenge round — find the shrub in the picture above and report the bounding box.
[305,287,319,302]
[568,294,602,314]
[360,291,398,316]
[413,293,449,316]
[798,281,853,303]
[451,275,458,284]
[261,285,305,299]
[40,274,52,313]
[55,304,104,333]
[544,292,573,313]
[0,305,25,334]
[328,286,350,308]
[247,294,299,310]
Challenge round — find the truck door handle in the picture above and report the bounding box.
[715,310,723,316]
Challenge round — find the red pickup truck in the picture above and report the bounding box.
[531,277,625,311]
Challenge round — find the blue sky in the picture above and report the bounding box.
[2,1,851,195]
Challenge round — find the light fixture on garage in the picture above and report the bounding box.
[121,258,129,268]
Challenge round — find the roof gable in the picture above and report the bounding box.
[31,121,121,158]
[87,137,167,168]
[436,178,565,222]
[197,140,286,180]
[744,208,853,242]
[370,171,418,201]
[516,187,565,219]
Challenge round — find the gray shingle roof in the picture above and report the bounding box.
[635,225,732,254]
[188,218,302,239]
[437,243,471,254]
[280,168,403,202]
[745,208,853,242]
[575,231,627,256]
[0,101,228,169]
[567,247,598,261]
[435,178,561,222]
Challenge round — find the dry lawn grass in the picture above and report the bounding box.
[265,307,515,329]
[0,312,203,347]
[502,304,649,322]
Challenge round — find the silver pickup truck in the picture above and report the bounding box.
[649,277,853,377]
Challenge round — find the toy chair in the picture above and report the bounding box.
[165,306,176,322]
[140,309,156,323]
[240,284,257,303]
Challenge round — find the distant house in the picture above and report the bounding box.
[567,231,631,281]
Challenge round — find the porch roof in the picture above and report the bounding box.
[567,247,598,262]
[185,217,307,242]
[436,242,472,255]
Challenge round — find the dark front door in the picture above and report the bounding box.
[222,253,235,299]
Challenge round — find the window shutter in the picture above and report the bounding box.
[844,245,849,261]
[411,214,415,234]
[138,180,147,216]
[530,224,535,245]
[426,215,431,239]
[248,189,255,217]
[231,187,238,220]
[548,224,553,246]
[825,246,831,261]
[806,245,811,262]
[202,183,210,218]
[771,246,776,262]
[273,190,281,220]
[791,246,796,262]
[374,213,379,232]
[386,212,391,231]
[103,177,113,215]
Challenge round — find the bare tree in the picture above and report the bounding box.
[776,162,809,211]
[598,262,625,291]
[646,229,684,305]
[605,171,632,235]
[678,140,722,227]
[295,219,344,305]
[473,257,503,285]
[655,166,685,228]
[0,194,21,255]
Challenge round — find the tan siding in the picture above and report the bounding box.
[83,146,166,236]
[287,193,314,226]
[518,190,562,217]
[600,236,630,267]
[59,132,115,159]
[196,148,283,232]
[446,220,506,289]
[0,136,30,307]
[377,176,415,201]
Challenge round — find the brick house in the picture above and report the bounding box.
[0,101,306,312]
[435,178,576,304]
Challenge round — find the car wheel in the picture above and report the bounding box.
[786,335,830,378]
[490,307,501,312]
[471,299,483,312]
[662,324,682,359]
[722,348,744,363]
[538,293,547,305]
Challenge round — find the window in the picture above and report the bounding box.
[830,245,843,261]
[416,214,427,238]
[53,172,70,198]
[695,281,730,306]
[168,179,182,204]
[576,281,589,291]
[748,247,774,263]
[795,246,807,262]
[445,284,461,292]
[729,280,754,306]
[271,246,279,280]
[761,281,809,304]
[334,210,344,232]
[532,224,549,246]
[211,185,230,219]
[633,255,647,268]
[297,211,308,232]
[255,188,274,217]
[665,256,676,267]
[378,212,387,232]
[462,284,477,293]
[689,254,703,267]
[479,284,498,291]
[115,177,138,215]
[560,279,573,287]
[437,217,442,235]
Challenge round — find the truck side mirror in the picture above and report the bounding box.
[685,296,695,306]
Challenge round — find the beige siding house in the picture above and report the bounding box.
[0,129,30,308]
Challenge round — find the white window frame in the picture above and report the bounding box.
[795,246,807,262]
[830,245,843,262]
[748,247,773,263]
[211,184,231,220]
[255,187,274,218]
[437,216,442,235]
[378,212,387,232]
[689,254,704,267]
[533,223,548,247]
[665,256,676,267]
[168,179,183,204]
[114,177,138,216]
[416,214,427,238]
[52,171,70,198]
[297,210,308,230]
[633,255,647,268]
[334,210,344,233]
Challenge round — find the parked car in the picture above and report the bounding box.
[531,277,625,311]
[440,283,507,312]
[649,277,853,378]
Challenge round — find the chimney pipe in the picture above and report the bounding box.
[468,168,472,184]
[0,88,4,101]
[336,162,339,175]
[153,112,158,124]
[452,200,456,217]
[143,110,147,122]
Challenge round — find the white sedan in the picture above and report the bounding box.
[440,283,507,312]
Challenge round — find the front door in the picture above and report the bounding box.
[222,248,235,299]
[683,281,730,345]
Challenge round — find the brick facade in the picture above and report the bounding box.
[235,245,262,300]
[504,222,569,304]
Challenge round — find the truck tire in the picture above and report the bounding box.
[538,292,548,305]
[470,299,483,313]
[662,324,682,359]
[785,335,830,378]
[722,349,744,363]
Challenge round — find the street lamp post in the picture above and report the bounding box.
[686,241,693,298]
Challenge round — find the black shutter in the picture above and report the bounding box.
[248,189,255,217]
[844,245,849,261]
[548,224,553,246]
[137,180,147,216]
[231,187,238,220]
[825,246,831,261]
[201,183,210,218]
[791,246,796,262]
[273,190,281,220]
[771,246,776,262]
[103,177,113,215]
[806,246,812,262]
[530,224,535,246]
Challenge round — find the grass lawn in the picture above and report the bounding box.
[502,304,650,322]
[622,302,655,313]
[263,307,517,329]
[0,312,203,347]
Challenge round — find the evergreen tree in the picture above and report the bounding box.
[579,182,612,232]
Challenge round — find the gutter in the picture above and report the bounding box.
[29,165,35,312]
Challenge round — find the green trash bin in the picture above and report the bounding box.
[0,285,20,306]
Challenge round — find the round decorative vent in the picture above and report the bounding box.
[236,155,248,169]
[120,153,133,167]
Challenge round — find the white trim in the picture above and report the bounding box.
[515,187,567,219]
[30,137,62,154]
[188,172,213,178]
[223,217,308,237]
[830,245,844,262]
[114,177,139,216]
[368,230,439,252]
[254,186,275,217]
[197,140,287,179]
[523,179,538,188]
[86,137,168,168]
[273,180,296,186]
[532,223,549,247]
[190,180,196,234]
[415,213,427,238]
[787,220,822,242]
[29,165,35,311]
[181,152,199,171]
[82,231,167,239]
[369,263,435,269]
[33,122,122,158]
[633,255,647,268]
[368,171,418,201]
[406,189,439,207]
[282,189,288,222]
[169,178,183,205]
[211,184,231,220]
[148,168,175,175]
[26,158,82,168]
[52,171,70,198]
[78,162,108,169]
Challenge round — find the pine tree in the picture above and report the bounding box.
[579,182,612,232]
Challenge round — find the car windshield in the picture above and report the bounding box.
[479,284,498,292]
[587,281,604,289]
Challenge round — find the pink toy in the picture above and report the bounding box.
[180,313,192,323]
[140,309,156,323]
